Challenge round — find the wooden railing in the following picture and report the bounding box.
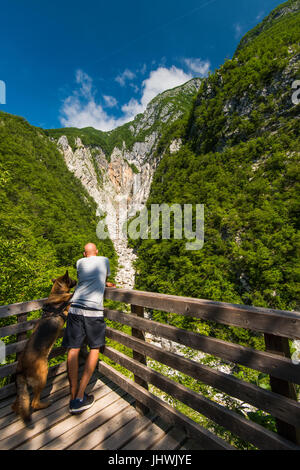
[1,288,300,450]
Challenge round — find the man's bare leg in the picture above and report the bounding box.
[76,348,100,399]
[67,348,80,400]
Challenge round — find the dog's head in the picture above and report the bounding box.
[51,270,77,292]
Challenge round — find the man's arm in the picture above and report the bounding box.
[106,281,116,287]
[105,258,116,287]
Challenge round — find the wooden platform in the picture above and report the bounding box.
[0,362,196,450]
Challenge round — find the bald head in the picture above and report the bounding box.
[84,243,98,257]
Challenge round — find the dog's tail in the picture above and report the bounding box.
[13,373,31,423]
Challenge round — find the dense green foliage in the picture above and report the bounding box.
[127,1,300,441]
[0,112,116,306]
[131,0,300,313]
[45,124,135,160]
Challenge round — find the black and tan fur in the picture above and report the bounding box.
[11,271,76,423]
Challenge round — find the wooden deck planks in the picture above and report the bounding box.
[68,399,138,450]
[0,376,115,449]
[0,366,82,425]
[0,368,189,451]
[94,411,157,450]
[151,427,188,450]
[18,389,131,450]
[179,438,204,450]
[122,416,173,450]
[41,394,135,450]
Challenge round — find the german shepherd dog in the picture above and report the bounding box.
[11,271,76,423]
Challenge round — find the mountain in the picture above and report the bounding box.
[46,78,201,287]
[0,112,116,305]
[0,0,299,447]
[1,1,298,313]
[130,0,300,313]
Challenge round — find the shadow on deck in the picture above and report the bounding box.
[0,361,198,450]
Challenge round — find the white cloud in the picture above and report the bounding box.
[75,70,93,99]
[142,66,192,104]
[256,11,264,21]
[120,65,193,120]
[60,64,197,131]
[140,63,147,75]
[115,69,136,87]
[234,23,243,39]
[129,83,140,93]
[103,95,118,108]
[60,70,121,131]
[184,58,210,77]
[60,95,121,131]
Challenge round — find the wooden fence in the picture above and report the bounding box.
[1,288,300,450]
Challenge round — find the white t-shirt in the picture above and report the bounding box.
[70,256,110,311]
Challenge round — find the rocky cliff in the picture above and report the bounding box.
[49,78,201,287]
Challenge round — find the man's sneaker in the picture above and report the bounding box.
[69,393,95,414]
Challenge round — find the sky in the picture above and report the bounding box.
[0,0,284,131]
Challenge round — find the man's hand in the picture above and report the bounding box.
[106,282,116,288]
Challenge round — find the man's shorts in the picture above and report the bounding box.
[62,312,106,349]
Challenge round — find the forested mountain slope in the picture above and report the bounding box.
[130,0,300,313]
[0,112,116,305]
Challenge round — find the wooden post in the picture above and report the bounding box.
[264,333,300,445]
[16,313,27,360]
[131,304,149,415]
[12,313,28,384]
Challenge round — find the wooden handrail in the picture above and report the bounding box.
[0,298,47,318]
[1,289,300,448]
[1,288,300,339]
[103,346,299,450]
[105,327,300,429]
[104,308,300,384]
[104,288,300,340]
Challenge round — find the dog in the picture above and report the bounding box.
[11,270,76,423]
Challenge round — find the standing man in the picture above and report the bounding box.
[62,242,116,414]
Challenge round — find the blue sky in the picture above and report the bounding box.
[0,0,283,130]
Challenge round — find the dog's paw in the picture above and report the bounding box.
[23,415,33,425]
[31,400,51,410]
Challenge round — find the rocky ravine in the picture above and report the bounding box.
[55,78,202,287]
[57,133,160,288]
[57,134,185,288]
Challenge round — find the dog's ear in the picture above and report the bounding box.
[51,278,56,283]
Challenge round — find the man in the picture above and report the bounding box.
[62,242,116,414]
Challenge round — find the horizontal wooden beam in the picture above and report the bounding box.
[1,289,300,339]
[106,327,300,428]
[0,361,69,401]
[4,331,65,357]
[104,309,300,385]
[103,346,300,450]
[0,346,66,378]
[98,360,235,450]
[104,288,300,340]
[0,299,47,319]
[0,319,39,338]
